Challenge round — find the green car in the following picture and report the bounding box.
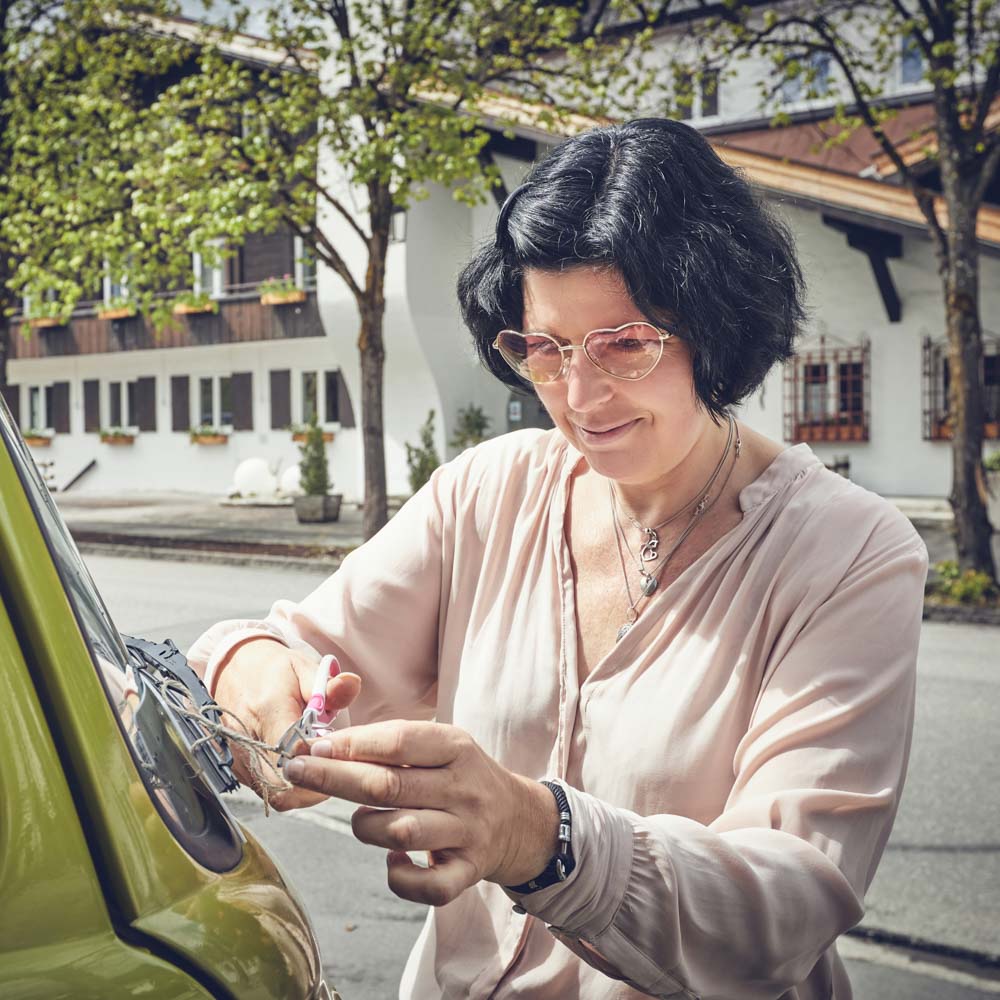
[0,395,338,999]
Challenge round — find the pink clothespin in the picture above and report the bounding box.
[276,654,340,766]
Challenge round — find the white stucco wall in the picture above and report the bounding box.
[736,199,1000,497]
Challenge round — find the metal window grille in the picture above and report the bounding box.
[783,337,870,443]
[921,335,1000,441]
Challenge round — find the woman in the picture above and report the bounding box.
[188,118,927,999]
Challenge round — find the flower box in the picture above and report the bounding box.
[173,301,217,316]
[190,432,229,445]
[97,306,135,321]
[29,316,65,329]
[24,435,52,447]
[986,421,1000,440]
[261,290,307,306]
[292,430,334,443]
[100,432,135,445]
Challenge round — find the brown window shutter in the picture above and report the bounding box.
[231,371,253,431]
[135,376,156,432]
[1,384,19,427]
[335,370,355,428]
[171,375,190,431]
[270,369,291,429]
[83,380,100,432]
[51,382,71,434]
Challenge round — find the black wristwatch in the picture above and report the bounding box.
[507,780,575,894]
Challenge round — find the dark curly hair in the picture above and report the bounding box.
[457,118,806,417]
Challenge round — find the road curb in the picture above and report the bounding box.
[76,540,345,572]
[847,925,1000,974]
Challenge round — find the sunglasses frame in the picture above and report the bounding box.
[492,322,675,384]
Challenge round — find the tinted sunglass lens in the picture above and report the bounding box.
[586,324,663,379]
[496,331,562,383]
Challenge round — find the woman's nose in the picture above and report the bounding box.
[564,348,614,412]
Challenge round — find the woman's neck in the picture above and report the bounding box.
[608,415,735,527]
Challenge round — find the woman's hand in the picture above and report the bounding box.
[282,721,560,906]
[213,637,362,811]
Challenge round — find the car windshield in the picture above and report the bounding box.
[0,397,242,871]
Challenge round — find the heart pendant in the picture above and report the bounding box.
[641,573,658,597]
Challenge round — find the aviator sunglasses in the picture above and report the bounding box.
[493,322,674,384]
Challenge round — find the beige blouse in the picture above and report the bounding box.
[188,429,928,1000]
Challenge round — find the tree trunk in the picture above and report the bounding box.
[359,303,388,538]
[939,175,996,579]
[358,187,392,540]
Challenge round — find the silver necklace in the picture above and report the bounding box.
[613,413,736,565]
[611,414,737,597]
[612,420,741,642]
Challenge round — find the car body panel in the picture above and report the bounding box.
[0,403,328,999]
[0,593,212,999]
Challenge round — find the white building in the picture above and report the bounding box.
[4,13,998,500]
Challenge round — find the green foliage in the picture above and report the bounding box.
[449,404,492,452]
[405,410,440,494]
[984,451,1000,473]
[931,561,999,605]
[297,413,332,496]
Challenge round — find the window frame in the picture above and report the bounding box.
[25,384,55,433]
[922,336,1000,440]
[193,374,234,431]
[295,368,342,429]
[104,379,140,433]
[783,337,870,443]
[192,241,225,299]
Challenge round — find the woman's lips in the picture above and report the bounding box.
[575,418,640,445]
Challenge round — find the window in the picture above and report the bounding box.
[196,375,233,429]
[784,338,870,442]
[103,270,128,305]
[107,380,139,429]
[677,69,722,120]
[193,242,225,298]
[27,385,54,431]
[293,235,317,290]
[901,34,924,85]
[298,369,341,426]
[922,337,1000,439]
[781,52,831,104]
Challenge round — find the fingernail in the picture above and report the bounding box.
[284,759,304,782]
[311,739,333,758]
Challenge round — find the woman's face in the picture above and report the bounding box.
[523,266,707,487]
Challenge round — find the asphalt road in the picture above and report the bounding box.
[82,552,1000,999]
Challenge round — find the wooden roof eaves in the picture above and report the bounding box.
[715,145,1000,251]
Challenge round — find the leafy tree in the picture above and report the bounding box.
[135,0,667,538]
[0,2,200,391]
[449,403,493,452]
[686,0,1000,580]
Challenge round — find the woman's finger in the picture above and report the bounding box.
[386,849,479,907]
[284,756,455,808]
[313,719,464,768]
[352,806,468,853]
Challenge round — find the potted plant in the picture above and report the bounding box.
[448,404,491,453]
[260,274,306,306]
[23,427,54,447]
[100,426,136,445]
[172,291,219,316]
[405,410,440,493]
[293,414,341,522]
[189,425,229,445]
[97,296,136,321]
[26,298,72,329]
[290,422,334,443]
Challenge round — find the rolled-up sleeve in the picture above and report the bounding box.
[510,529,928,999]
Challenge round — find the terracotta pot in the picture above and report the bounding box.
[985,422,1000,440]
[293,494,342,523]
[261,290,307,306]
[191,434,228,445]
[292,431,334,443]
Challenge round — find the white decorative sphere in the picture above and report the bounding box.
[233,457,278,498]
[280,463,303,496]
